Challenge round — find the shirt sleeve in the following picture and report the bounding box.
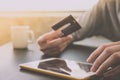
[72,0,120,41]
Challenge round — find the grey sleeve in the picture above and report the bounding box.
[72,0,120,41]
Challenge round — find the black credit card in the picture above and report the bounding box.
[52,15,81,37]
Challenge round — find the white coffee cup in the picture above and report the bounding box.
[10,26,34,49]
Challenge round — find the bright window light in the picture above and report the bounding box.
[0,0,99,11]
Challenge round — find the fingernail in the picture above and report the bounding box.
[86,58,90,62]
[86,58,92,63]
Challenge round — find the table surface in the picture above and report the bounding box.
[0,42,95,80]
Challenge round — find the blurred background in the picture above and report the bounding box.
[0,0,98,45]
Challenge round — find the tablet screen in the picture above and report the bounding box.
[37,58,95,78]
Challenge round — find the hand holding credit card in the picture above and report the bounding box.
[38,15,82,58]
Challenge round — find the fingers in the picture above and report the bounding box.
[47,30,62,40]
[38,30,61,47]
[48,35,72,46]
[91,45,120,72]
[87,45,106,63]
[59,42,69,52]
[104,65,120,78]
[86,41,120,76]
[102,65,120,80]
[41,35,73,56]
[41,41,68,57]
[95,51,120,75]
[87,41,120,63]
[41,35,72,50]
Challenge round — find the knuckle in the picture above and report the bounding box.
[112,52,120,59]
[104,47,112,54]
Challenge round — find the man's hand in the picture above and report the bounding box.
[87,41,120,79]
[37,30,73,57]
[103,65,120,80]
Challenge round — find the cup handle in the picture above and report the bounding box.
[28,30,35,43]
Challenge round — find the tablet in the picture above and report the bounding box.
[19,58,97,80]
